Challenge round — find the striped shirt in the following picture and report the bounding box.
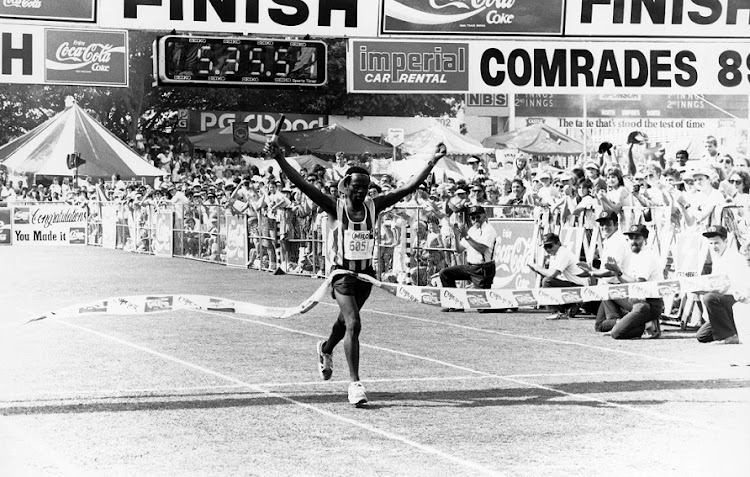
[328,197,376,273]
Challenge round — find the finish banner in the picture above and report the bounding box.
[28,272,731,321]
[11,204,88,246]
[99,0,379,38]
[470,40,750,94]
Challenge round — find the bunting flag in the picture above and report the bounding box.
[27,271,731,322]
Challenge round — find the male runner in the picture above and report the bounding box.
[264,138,447,406]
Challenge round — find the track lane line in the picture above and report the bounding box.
[321,303,703,367]
[54,319,506,477]
[196,309,717,428]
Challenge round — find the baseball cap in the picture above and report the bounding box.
[467,205,485,215]
[537,171,552,181]
[623,224,649,238]
[702,225,728,239]
[541,233,559,245]
[471,184,484,191]
[595,211,618,223]
[467,156,480,163]
[583,161,600,170]
[455,187,468,194]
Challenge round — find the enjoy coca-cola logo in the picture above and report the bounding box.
[56,42,114,65]
[3,0,42,8]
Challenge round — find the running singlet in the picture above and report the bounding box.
[329,197,376,273]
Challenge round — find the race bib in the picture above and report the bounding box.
[344,229,374,260]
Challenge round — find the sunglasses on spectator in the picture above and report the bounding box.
[469,213,483,219]
[721,159,733,164]
[543,243,554,249]
[729,178,743,185]
[684,179,695,184]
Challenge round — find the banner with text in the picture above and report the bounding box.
[0,24,128,86]
[381,0,564,36]
[0,208,11,245]
[99,0,378,38]
[0,0,95,22]
[566,0,750,38]
[154,211,173,258]
[348,39,469,94]
[225,214,248,268]
[11,204,88,245]
[489,220,538,290]
[179,110,327,133]
[469,40,750,94]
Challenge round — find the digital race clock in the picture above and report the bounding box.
[154,35,327,87]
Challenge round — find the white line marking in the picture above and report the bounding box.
[55,319,506,477]
[321,303,703,367]
[197,309,714,428]
[6,368,737,404]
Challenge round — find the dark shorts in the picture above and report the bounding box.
[330,267,375,301]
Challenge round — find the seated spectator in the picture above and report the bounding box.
[527,233,587,320]
[682,167,724,228]
[696,225,748,344]
[598,224,664,339]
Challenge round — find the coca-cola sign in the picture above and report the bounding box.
[0,0,94,22]
[489,220,537,290]
[381,0,563,36]
[45,29,128,87]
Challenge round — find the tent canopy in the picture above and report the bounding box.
[0,102,164,179]
[279,123,392,156]
[402,122,494,156]
[287,154,331,171]
[188,125,267,154]
[481,124,583,156]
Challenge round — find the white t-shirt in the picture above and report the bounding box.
[710,244,750,298]
[600,230,629,284]
[549,246,586,286]
[622,247,662,282]
[460,221,497,264]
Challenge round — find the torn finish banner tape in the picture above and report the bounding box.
[27,271,730,322]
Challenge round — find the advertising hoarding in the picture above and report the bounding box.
[489,220,537,290]
[179,110,327,133]
[348,39,469,94]
[45,28,128,87]
[11,204,88,245]
[0,24,128,87]
[469,40,750,94]
[0,0,95,22]
[99,0,378,38]
[381,0,564,36]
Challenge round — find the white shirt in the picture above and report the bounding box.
[460,221,497,264]
[549,246,587,286]
[710,243,750,298]
[600,230,629,284]
[622,247,662,282]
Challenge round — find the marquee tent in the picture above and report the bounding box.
[188,125,267,154]
[481,124,583,156]
[279,123,392,156]
[401,122,494,156]
[0,101,164,179]
[374,153,473,183]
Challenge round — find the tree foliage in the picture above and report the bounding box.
[0,31,458,146]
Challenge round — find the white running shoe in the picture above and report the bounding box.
[316,340,333,380]
[348,381,368,407]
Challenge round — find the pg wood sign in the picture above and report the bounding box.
[101,0,379,37]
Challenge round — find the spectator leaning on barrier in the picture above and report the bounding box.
[598,224,664,340]
[696,225,748,345]
[439,205,498,313]
[528,233,587,320]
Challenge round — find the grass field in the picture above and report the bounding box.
[1,246,749,477]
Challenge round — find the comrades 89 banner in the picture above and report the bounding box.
[469,40,750,95]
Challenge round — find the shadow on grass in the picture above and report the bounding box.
[3,378,749,415]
